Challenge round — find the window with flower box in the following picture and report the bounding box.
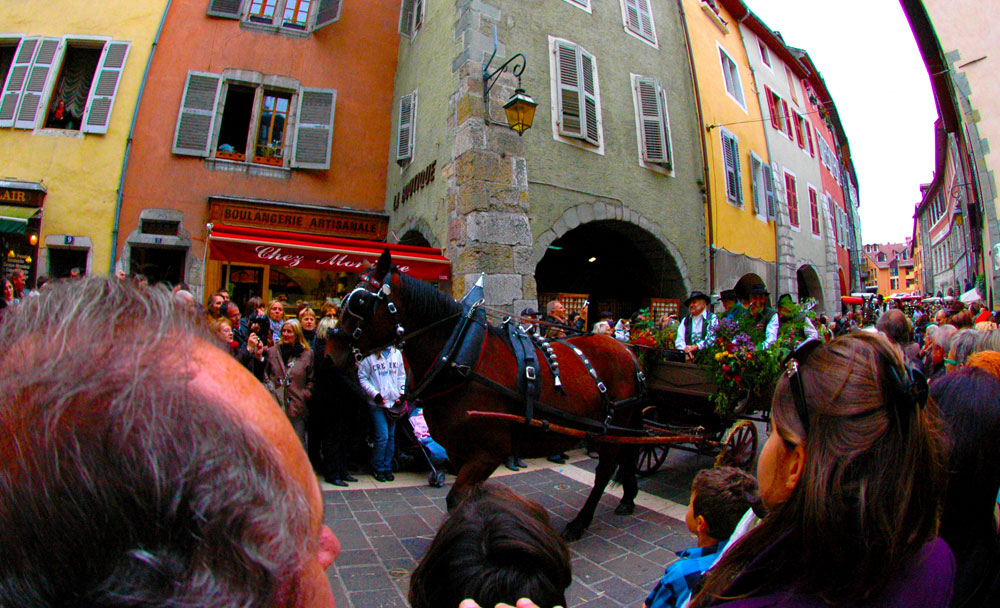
[206,0,342,35]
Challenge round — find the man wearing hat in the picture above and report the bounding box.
[520,307,540,337]
[675,291,716,362]
[776,293,819,343]
[718,288,745,321]
[747,284,779,348]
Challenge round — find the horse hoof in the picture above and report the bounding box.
[614,502,635,516]
[561,522,586,542]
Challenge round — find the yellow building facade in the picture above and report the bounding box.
[0,0,167,278]
[680,0,776,295]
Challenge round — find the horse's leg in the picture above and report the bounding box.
[563,449,618,541]
[445,452,501,511]
[613,445,639,516]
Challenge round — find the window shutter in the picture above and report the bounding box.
[172,71,221,157]
[750,155,761,215]
[794,113,804,148]
[413,0,425,31]
[636,77,665,165]
[805,122,814,156]
[14,37,60,130]
[81,41,130,134]
[206,0,244,19]
[658,86,672,169]
[291,87,336,169]
[781,100,792,138]
[580,49,599,145]
[399,0,415,37]
[314,0,343,30]
[763,163,776,219]
[0,37,37,127]
[765,88,778,130]
[624,0,641,33]
[555,41,582,138]
[637,0,655,41]
[722,131,741,204]
[396,91,415,165]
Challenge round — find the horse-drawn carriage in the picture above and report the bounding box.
[635,355,769,475]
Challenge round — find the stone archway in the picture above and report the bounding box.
[395,217,439,248]
[734,273,765,301]
[796,264,825,305]
[532,203,692,297]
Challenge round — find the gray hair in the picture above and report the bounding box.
[0,277,310,607]
[949,329,980,367]
[974,329,1000,354]
[935,324,959,354]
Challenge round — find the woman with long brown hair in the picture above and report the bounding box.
[691,332,952,607]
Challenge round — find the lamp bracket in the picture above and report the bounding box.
[482,25,527,125]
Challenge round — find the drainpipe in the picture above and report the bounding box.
[109,0,172,274]
[674,0,714,293]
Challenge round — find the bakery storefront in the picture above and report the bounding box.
[205,197,450,311]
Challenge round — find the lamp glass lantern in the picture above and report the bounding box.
[502,89,537,136]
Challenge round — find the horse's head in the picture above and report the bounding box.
[338,249,406,355]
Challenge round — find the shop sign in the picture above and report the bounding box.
[393,161,436,210]
[209,200,388,239]
[0,188,43,206]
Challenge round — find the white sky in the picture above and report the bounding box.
[743,0,938,246]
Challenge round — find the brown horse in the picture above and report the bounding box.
[330,251,645,540]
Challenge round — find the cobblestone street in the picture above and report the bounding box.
[323,447,717,608]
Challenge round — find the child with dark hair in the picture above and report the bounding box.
[644,467,759,608]
[409,484,571,608]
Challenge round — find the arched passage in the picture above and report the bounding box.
[535,219,686,320]
[797,264,825,305]
[734,273,765,301]
[398,229,430,248]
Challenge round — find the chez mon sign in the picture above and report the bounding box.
[209,200,388,240]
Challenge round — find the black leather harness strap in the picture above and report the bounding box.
[504,320,541,424]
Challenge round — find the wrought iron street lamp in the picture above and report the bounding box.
[482,27,537,135]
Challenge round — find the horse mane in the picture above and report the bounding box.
[398,272,464,327]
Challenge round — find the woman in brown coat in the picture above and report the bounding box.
[263,319,314,449]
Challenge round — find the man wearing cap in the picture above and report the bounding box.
[520,307,540,337]
[776,293,819,344]
[747,284,779,349]
[675,291,716,362]
[718,288,745,321]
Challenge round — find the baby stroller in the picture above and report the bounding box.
[394,405,449,488]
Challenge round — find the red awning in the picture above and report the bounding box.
[207,224,451,281]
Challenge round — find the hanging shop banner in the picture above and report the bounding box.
[207,224,450,282]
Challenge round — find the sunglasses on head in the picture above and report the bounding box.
[781,338,929,438]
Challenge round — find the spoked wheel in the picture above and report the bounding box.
[716,420,758,471]
[637,444,669,476]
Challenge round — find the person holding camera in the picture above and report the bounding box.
[263,319,314,449]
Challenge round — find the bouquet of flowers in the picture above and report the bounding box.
[704,316,785,415]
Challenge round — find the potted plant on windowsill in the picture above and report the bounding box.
[253,147,283,167]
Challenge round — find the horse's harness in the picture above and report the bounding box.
[342,270,648,438]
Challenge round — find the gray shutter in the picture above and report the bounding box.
[14,37,60,129]
[750,155,761,215]
[636,77,665,164]
[413,0,424,31]
[291,87,336,169]
[81,41,130,134]
[395,91,415,165]
[399,0,415,37]
[0,37,37,127]
[764,164,776,218]
[314,0,342,30]
[555,41,582,138]
[624,0,642,34]
[207,0,243,19]
[722,131,741,204]
[626,0,655,42]
[658,86,672,169]
[172,71,221,157]
[580,48,599,145]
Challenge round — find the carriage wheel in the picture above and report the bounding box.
[637,444,669,476]
[716,420,758,471]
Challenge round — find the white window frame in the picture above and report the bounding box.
[561,0,592,13]
[717,44,746,111]
[548,35,604,155]
[398,0,425,39]
[757,38,772,70]
[212,78,299,168]
[7,35,131,135]
[629,73,672,174]
[620,0,657,47]
[719,127,742,207]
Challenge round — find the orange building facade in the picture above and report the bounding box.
[116,0,415,305]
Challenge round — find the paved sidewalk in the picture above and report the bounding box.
[323,448,716,608]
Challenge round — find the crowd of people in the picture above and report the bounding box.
[3,276,1000,608]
